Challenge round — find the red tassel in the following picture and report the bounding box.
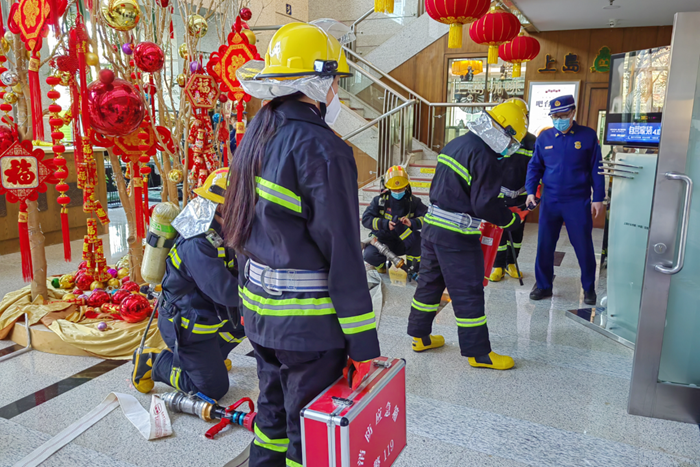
[75,33,91,130]
[170,18,174,39]
[48,0,60,37]
[60,207,71,262]
[28,53,44,141]
[0,1,5,36]
[18,209,33,282]
[134,177,145,238]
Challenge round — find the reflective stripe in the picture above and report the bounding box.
[240,286,336,317]
[399,228,412,240]
[248,260,329,292]
[416,217,424,227]
[412,298,439,312]
[338,311,376,335]
[513,243,522,249]
[254,424,289,453]
[437,154,472,184]
[372,218,379,230]
[383,213,393,220]
[168,317,228,334]
[456,316,487,328]
[500,186,526,198]
[217,247,226,258]
[498,245,508,252]
[425,213,481,235]
[227,259,236,268]
[168,247,182,269]
[286,460,303,467]
[406,255,421,262]
[500,213,517,229]
[255,177,302,213]
[516,148,534,157]
[219,332,246,344]
[170,367,182,390]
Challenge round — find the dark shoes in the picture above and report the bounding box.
[529,286,553,301]
[584,290,597,306]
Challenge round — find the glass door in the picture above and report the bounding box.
[629,11,700,423]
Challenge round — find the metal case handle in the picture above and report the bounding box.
[655,172,693,275]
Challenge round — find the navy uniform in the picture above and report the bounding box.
[407,128,523,363]
[493,132,536,273]
[362,188,428,270]
[525,96,604,299]
[239,99,380,467]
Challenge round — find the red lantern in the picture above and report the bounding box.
[469,6,521,64]
[425,0,490,49]
[499,33,540,78]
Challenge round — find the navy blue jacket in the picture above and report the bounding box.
[500,132,535,207]
[161,220,238,323]
[362,191,428,247]
[424,131,521,248]
[525,122,605,202]
[239,99,380,362]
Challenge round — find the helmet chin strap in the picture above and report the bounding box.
[319,101,328,119]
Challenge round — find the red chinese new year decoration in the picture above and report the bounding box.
[87,72,145,136]
[185,73,220,109]
[425,0,490,49]
[469,6,521,64]
[499,32,540,78]
[92,124,175,162]
[0,141,57,281]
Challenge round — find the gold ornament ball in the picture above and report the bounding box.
[90,280,105,290]
[117,267,129,279]
[102,0,141,32]
[4,92,18,105]
[3,31,12,43]
[187,15,208,38]
[12,84,22,94]
[116,256,130,269]
[176,73,186,87]
[167,169,183,183]
[107,278,121,288]
[85,52,100,66]
[0,38,9,54]
[59,274,75,289]
[242,29,256,46]
[63,293,77,301]
[178,43,189,59]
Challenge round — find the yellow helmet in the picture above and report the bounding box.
[194,168,229,205]
[257,22,352,79]
[487,101,528,143]
[506,98,529,116]
[385,166,409,190]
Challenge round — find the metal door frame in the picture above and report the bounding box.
[628,11,700,424]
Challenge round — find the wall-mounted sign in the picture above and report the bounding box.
[538,54,557,73]
[527,81,581,136]
[286,3,292,15]
[590,46,612,73]
[562,53,580,73]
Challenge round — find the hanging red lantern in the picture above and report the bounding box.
[499,32,540,78]
[425,0,490,49]
[469,6,521,64]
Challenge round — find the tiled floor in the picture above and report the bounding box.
[0,211,699,467]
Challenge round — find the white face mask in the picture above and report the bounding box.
[325,87,341,125]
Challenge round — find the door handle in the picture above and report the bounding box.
[655,172,693,275]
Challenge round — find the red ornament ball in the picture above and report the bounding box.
[112,289,132,304]
[75,272,94,291]
[134,42,165,73]
[87,289,110,307]
[0,125,13,153]
[121,281,140,292]
[120,294,151,323]
[87,76,145,136]
[239,7,252,21]
[99,68,115,84]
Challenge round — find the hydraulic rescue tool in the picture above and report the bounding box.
[161,391,256,439]
[361,237,419,282]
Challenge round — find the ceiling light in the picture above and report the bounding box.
[604,0,620,9]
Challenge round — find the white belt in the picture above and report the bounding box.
[426,204,482,231]
[246,260,329,295]
[500,186,526,198]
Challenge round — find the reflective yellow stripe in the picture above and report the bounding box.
[372,218,379,230]
[227,259,236,268]
[286,460,303,467]
[412,298,439,312]
[383,213,393,220]
[240,286,336,317]
[407,255,421,262]
[425,213,481,235]
[498,245,508,251]
[516,148,534,157]
[456,316,487,328]
[254,424,289,453]
[168,247,182,269]
[256,177,302,213]
[437,154,472,185]
[399,228,412,240]
[168,317,228,334]
[500,213,517,229]
[513,243,522,248]
[219,332,246,343]
[217,247,226,258]
[338,311,376,335]
[170,367,181,390]
[417,217,424,227]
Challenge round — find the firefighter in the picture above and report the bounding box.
[489,98,537,282]
[223,22,381,467]
[407,101,528,370]
[362,165,428,273]
[131,168,245,400]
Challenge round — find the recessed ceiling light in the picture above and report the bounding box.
[604,0,620,9]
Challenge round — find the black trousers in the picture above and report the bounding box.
[248,340,346,467]
[494,221,525,268]
[363,231,422,268]
[407,237,491,357]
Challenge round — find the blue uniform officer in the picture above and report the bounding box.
[525,95,605,305]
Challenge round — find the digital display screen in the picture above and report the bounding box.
[605,46,670,147]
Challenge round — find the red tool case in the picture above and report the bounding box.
[300,357,406,467]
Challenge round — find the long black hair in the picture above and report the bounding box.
[222,93,301,251]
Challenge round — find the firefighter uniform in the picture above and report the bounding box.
[525,122,604,294]
[492,132,536,275]
[150,219,245,400]
[239,99,380,466]
[407,128,523,362]
[362,189,428,270]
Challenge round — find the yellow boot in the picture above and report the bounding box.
[132,348,162,393]
[225,359,232,371]
[506,264,522,279]
[412,335,445,352]
[375,264,387,274]
[468,352,514,370]
[489,267,505,282]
